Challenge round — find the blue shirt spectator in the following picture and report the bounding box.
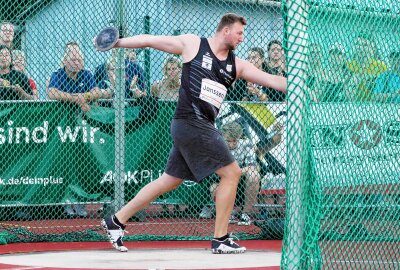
[47,42,113,112]
[374,51,400,103]
[49,68,96,93]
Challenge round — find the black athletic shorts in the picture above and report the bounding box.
[165,118,235,183]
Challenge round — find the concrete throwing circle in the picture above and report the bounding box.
[0,249,281,269]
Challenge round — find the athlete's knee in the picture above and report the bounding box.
[157,173,183,192]
[231,166,242,180]
[168,180,182,190]
[217,162,241,181]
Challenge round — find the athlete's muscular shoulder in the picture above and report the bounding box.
[179,34,201,63]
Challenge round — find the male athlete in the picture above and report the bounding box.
[99,13,287,254]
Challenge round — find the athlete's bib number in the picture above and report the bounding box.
[199,79,227,109]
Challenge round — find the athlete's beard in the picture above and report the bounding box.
[227,43,236,51]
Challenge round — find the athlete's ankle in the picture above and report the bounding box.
[112,215,126,229]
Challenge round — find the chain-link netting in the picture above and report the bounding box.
[0,0,399,268]
[282,0,399,269]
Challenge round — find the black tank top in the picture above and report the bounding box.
[174,38,237,123]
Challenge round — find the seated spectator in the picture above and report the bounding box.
[316,43,352,102]
[97,58,117,90]
[47,41,112,112]
[12,49,38,99]
[124,49,147,98]
[0,22,14,49]
[347,34,387,101]
[228,47,268,102]
[264,40,287,101]
[256,121,284,158]
[0,45,36,100]
[95,49,146,99]
[199,121,262,225]
[373,51,400,103]
[125,49,140,68]
[151,56,182,101]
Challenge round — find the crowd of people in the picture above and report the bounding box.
[0,22,36,100]
[308,34,399,103]
[1,21,398,107]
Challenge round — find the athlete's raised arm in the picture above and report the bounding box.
[114,34,200,62]
[236,57,287,93]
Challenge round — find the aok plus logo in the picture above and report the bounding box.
[350,120,382,150]
[310,120,400,150]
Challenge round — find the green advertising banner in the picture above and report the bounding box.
[0,99,171,206]
[309,103,400,188]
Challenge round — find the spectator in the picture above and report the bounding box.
[373,51,400,103]
[149,57,183,218]
[264,40,287,101]
[151,56,182,101]
[228,47,268,102]
[0,22,15,49]
[200,121,262,226]
[12,49,38,99]
[347,34,387,101]
[97,58,117,90]
[46,41,83,89]
[256,121,284,158]
[124,49,147,98]
[0,45,36,100]
[95,49,146,99]
[316,43,352,102]
[47,41,113,112]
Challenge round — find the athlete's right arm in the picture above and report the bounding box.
[114,34,199,61]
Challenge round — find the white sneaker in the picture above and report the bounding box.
[211,233,246,254]
[101,216,128,252]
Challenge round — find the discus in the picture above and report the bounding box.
[94,26,119,51]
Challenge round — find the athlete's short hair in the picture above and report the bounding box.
[216,13,247,32]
